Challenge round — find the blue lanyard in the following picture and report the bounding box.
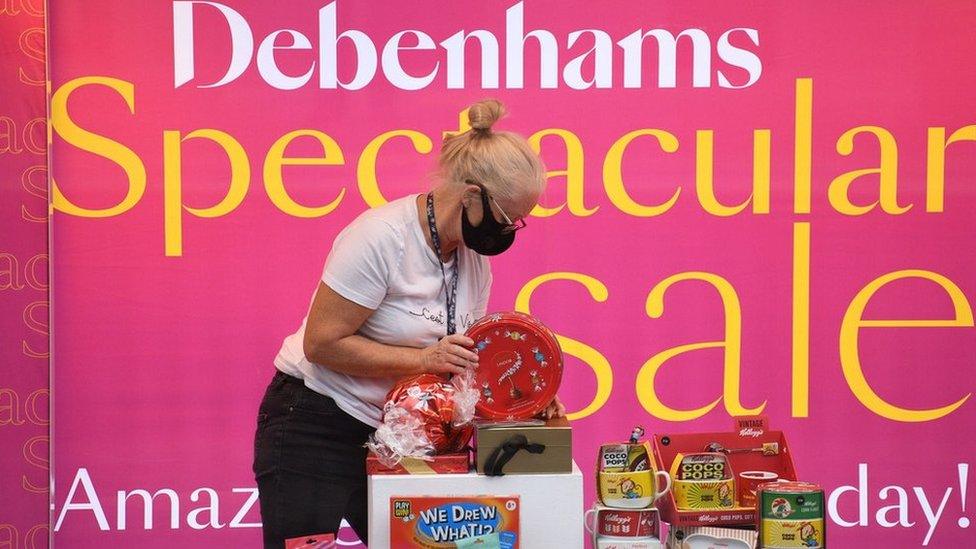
[426,192,459,335]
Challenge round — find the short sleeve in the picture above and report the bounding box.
[321,215,401,309]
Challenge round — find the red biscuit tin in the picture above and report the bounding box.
[465,311,563,420]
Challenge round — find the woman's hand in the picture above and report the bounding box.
[419,334,479,376]
[542,394,566,419]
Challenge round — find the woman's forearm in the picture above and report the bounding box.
[305,333,425,378]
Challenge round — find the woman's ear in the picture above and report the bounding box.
[461,183,482,208]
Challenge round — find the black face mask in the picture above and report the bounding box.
[461,187,515,256]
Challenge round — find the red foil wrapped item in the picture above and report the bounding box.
[466,311,564,420]
[365,371,478,468]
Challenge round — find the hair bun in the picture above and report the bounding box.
[467,99,506,133]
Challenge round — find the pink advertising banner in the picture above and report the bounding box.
[47,1,974,547]
[0,1,49,547]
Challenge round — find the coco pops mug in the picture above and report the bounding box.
[599,469,672,509]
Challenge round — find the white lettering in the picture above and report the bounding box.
[716,27,762,88]
[382,30,439,90]
[173,1,253,88]
[318,1,376,90]
[563,30,613,89]
[257,30,315,90]
[54,468,263,532]
[876,485,914,528]
[828,462,869,527]
[55,468,109,531]
[913,485,953,546]
[229,488,262,528]
[505,1,559,88]
[187,487,225,530]
[440,30,499,89]
[117,488,180,530]
[174,1,761,90]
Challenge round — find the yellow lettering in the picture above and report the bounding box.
[695,129,770,216]
[264,130,345,217]
[24,253,47,291]
[0,253,23,291]
[926,125,976,212]
[515,272,612,420]
[26,523,48,549]
[0,115,22,154]
[443,107,472,140]
[25,388,48,426]
[21,165,48,223]
[22,301,47,359]
[794,78,812,214]
[0,388,24,426]
[163,129,249,256]
[604,129,680,217]
[528,129,596,217]
[358,130,432,208]
[841,270,973,421]
[639,272,766,421]
[21,436,47,493]
[792,222,810,416]
[829,126,909,215]
[50,77,146,217]
[0,523,17,548]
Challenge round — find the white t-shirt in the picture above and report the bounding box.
[274,193,492,428]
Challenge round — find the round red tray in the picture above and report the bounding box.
[465,311,563,420]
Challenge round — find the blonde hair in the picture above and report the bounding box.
[435,99,546,205]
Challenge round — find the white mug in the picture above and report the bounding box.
[585,506,659,538]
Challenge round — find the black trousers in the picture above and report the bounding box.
[252,369,375,548]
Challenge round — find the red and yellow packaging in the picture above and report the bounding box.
[389,496,520,548]
[670,452,736,510]
[366,451,470,475]
[284,533,336,548]
[651,417,800,527]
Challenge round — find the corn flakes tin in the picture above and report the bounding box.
[756,482,825,548]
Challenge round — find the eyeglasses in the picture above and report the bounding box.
[466,180,527,234]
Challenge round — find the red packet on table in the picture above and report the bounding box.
[284,533,336,548]
[466,312,563,420]
[366,450,471,474]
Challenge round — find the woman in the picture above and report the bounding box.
[252,99,565,548]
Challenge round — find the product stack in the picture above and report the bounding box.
[363,310,826,548]
[587,427,669,548]
[650,416,826,548]
[365,311,583,549]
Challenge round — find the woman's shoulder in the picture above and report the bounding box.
[342,194,417,239]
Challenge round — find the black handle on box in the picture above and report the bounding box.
[483,434,546,476]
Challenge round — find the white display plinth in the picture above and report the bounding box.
[368,460,584,548]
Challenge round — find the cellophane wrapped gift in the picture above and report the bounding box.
[365,368,479,468]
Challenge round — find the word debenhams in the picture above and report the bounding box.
[173,1,762,91]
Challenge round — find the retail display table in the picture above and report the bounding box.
[367,460,584,548]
